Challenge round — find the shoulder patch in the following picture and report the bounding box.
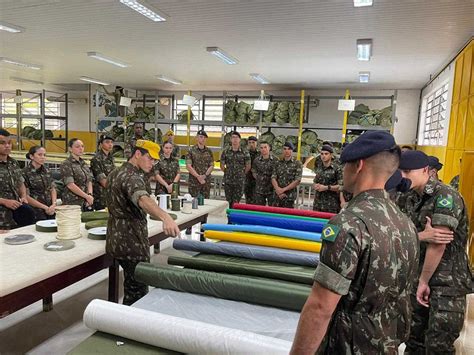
[322,224,340,242]
[436,195,453,209]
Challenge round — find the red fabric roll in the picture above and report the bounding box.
[232,203,336,220]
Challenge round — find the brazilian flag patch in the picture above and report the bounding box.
[436,195,453,209]
[322,224,340,242]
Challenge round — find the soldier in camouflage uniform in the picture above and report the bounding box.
[271,142,302,208]
[153,141,180,195]
[398,151,473,355]
[449,174,460,190]
[0,129,29,230]
[291,131,420,355]
[90,135,116,210]
[244,136,259,204]
[106,140,180,305]
[60,138,94,210]
[23,146,57,221]
[220,131,251,207]
[186,130,214,198]
[252,141,276,206]
[312,145,343,214]
[124,122,144,158]
[160,130,180,159]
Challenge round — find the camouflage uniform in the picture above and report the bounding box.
[22,163,55,221]
[105,162,151,305]
[0,157,24,229]
[60,155,93,208]
[186,145,214,198]
[252,154,277,206]
[400,177,473,354]
[220,147,251,207]
[153,156,180,195]
[315,190,419,354]
[449,175,459,190]
[160,145,180,159]
[124,134,143,158]
[244,149,259,204]
[312,161,343,214]
[272,157,303,208]
[90,149,116,210]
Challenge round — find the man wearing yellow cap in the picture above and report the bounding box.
[106,139,180,305]
[161,129,180,159]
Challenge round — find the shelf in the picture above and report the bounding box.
[113,142,125,147]
[45,115,67,120]
[100,116,125,122]
[346,125,390,131]
[0,114,43,119]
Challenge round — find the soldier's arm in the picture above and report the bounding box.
[138,196,180,236]
[18,182,28,203]
[205,151,214,176]
[271,177,280,190]
[244,152,251,174]
[155,172,170,189]
[173,172,181,183]
[219,151,226,173]
[284,162,303,192]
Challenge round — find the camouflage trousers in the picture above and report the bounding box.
[245,180,256,204]
[118,259,150,306]
[188,181,211,198]
[93,199,106,211]
[405,293,466,355]
[255,192,274,206]
[273,195,296,208]
[224,183,244,208]
[0,205,17,230]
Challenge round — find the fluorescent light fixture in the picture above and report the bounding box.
[0,57,42,70]
[353,0,373,7]
[206,47,238,65]
[87,52,129,68]
[249,73,270,84]
[0,21,25,33]
[356,39,372,61]
[79,76,110,85]
[156,75,182,85]
[119,0,166,22]
[359,71,370,83]
[10,76,44,85]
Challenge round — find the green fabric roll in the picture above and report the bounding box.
[168,254,314,285]
[35,224,57,233]
[226,209,328,222]
[135,263,311,311]
[85,220,108,230]
[81,211,109,222]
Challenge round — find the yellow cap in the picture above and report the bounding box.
[135,140,160,160]
[166,129,174,136]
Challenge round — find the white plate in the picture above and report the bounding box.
[43,240,75,251]
[88,227,107,235]
[36,220,57,227]
[5,234,36,245]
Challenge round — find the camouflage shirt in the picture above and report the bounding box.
[449,175,459,191]
[105,162,150,262]
[246,149,259,183]
[220,147,251,185]
[154,156,180,195]
[60,155,93,206]
[271,157,303,200]
[23,163,55,220]
[313,161,343,213]
[400,177,472,295]
[252,154,277,195]
[90,149,116,208]
[314,189,419,354]
[160,145,180,159]
[186,145,214,185]
[0,157,24,229]
[124,134,143,158]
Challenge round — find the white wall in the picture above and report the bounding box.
[393,90,421,145]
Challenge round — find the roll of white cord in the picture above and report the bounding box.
[55,205,82,240]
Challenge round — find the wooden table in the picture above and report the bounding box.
[0,199,228,318]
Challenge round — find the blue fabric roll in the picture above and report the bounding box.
[202,224,321,242]
[227,211,325,233]
[172,239,319,267]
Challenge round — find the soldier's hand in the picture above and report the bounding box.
[166,184,173,194]
[198,175,206,185]
[314,183,325,192]
[163,217,180,237]
[85,195,94,206]
[419,217,454,244]
[2,199,22,210]
[416,281,431,307]
[20,197,29,204]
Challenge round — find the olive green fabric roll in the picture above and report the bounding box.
[135,263,311,311]
[85,220,108,230]
[81,211,109,222]
[168,254,314,285]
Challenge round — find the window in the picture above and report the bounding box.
[418,82,449,146]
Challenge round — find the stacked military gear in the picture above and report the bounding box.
[288,102,301,126]
[21,126,54,140]
[263,102,277,123]
[224,100,258,125]
[260,131,275,145]
[267,130,321,157]
[224,100,238,123]
[274,102,290,125]
[177,109,196,123]
[347,104,392,127]
[126,106,164,123]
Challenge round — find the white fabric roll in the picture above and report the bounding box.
[84,299,292,354]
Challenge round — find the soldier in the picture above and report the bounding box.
[427,155,443,181]
[106,140,180,305]
[23,146,57,221]
[125,122,144,158]
[90,135,116,210]
[153,141,180,195]
[449,158,462,191]
[60,138,94,211]
[252,141,276,206]
[244,136,259,204]
[220,131,251,207]
[161,130,180,159]
[291,131,419,354]
[0,129,29,230]
[399,150,472,354]
[312,145,343,214]
[185,130,214,198]
[271,142,302,208]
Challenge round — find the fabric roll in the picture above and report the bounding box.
[204,230,321,253]
[227,208,328,222]
[84,299,292,354]
[135,263,311,311]
[228,211,325,233]
[168,254,315,284]
[81,211,109,223]
[203,223,321,242]
[172,239,319,267]
[232,203,336,219]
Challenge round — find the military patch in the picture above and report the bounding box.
[436,195,453,209]
[322,224,340,242]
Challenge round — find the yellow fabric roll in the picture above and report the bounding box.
[204,230,321,253]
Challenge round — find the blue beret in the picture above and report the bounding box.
[340,131,397,163]
[428,156,443,171]
[385,170,412,193]
[399,151,429,170]
[248,136,257,142]
[283,141,295,150]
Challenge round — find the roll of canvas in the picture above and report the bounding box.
[135,263,311,311]
[203,223,321,242]
[204,230,321,253]
[84,299,292,354]
[81,211,109,223]
[172,239,319,267]
[232,203,336,219]
[227,208,328,222]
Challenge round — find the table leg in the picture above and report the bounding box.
[108,259,119,303]
[200,216,208,242]
[42,295,53,312]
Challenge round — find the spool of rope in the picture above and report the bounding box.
[55,205,82,240]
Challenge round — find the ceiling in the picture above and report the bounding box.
[0,0,473,91]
